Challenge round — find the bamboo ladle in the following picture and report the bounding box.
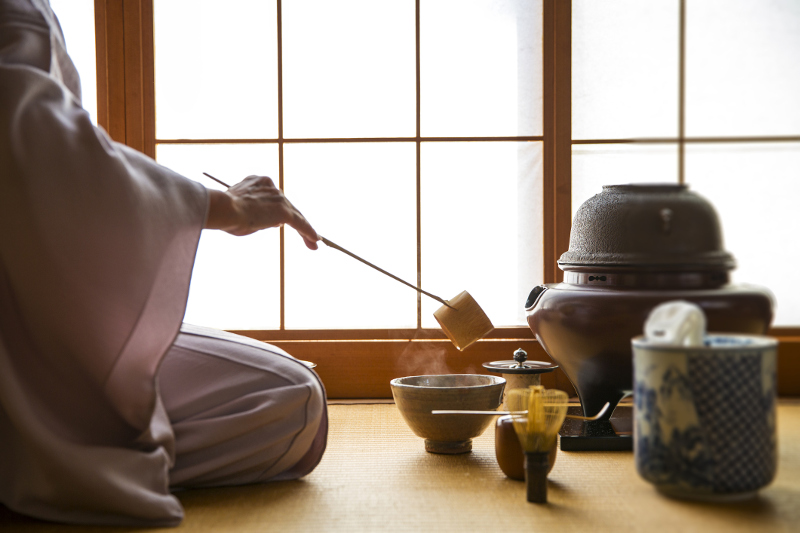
[202,173,495,350]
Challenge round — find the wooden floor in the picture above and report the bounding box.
[3,401,800,532]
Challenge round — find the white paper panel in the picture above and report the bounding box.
[421,0,543,137]
[50,0,97,124]
[687,143,800,326]
[156,144,282,329]
[420,142,543,328]
[282,0,415,139]
[572,144,679,216]
[154,0,278,140]
[686,0,800,137]
[282,143,417,329]
[573,0,680,140]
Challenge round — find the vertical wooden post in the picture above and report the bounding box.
[277,0,286,330]
[94,0,155,158]
[542,0,572,284]
[141,0,156,158]
[122,0,143,153]
[678,0,685,185]
[94,0,107,130]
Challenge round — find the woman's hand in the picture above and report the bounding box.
[205,175,319,250]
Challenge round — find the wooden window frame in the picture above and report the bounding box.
[94,0,799,398]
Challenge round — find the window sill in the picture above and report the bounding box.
[232,327,800,399]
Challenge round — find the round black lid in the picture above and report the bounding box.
[482,348,558,375]
[558,184,735,271]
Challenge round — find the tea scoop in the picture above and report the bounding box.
[431,401,610,421]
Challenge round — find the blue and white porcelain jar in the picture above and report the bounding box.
[632,334,778,501]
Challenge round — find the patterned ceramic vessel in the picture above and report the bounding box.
[632,334,778,501]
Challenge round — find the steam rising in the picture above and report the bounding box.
[396,341,476,377]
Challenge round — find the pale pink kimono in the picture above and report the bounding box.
[0,0,327,526]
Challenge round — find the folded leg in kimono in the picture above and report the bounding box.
[158,324,328,489]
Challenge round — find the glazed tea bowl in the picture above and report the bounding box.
[390,374,505,454]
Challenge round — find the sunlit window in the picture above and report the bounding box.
[154,0,544,331]
[54,0,799,331]
[572,0,800,326]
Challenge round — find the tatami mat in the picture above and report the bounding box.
[3,402,800,532]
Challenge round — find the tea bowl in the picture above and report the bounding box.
[390,374,505,454]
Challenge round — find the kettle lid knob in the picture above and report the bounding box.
[513,348,528,367]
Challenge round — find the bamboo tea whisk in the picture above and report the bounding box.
[507,386,570,503]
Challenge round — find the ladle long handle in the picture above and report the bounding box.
[320,237,456,310]
[201,173,455,310]
[203,172,232,189]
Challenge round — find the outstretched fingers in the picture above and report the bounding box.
[228,175,320,249]
[285,201,319,250]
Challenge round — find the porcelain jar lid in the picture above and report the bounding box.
[558,183,736,271]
